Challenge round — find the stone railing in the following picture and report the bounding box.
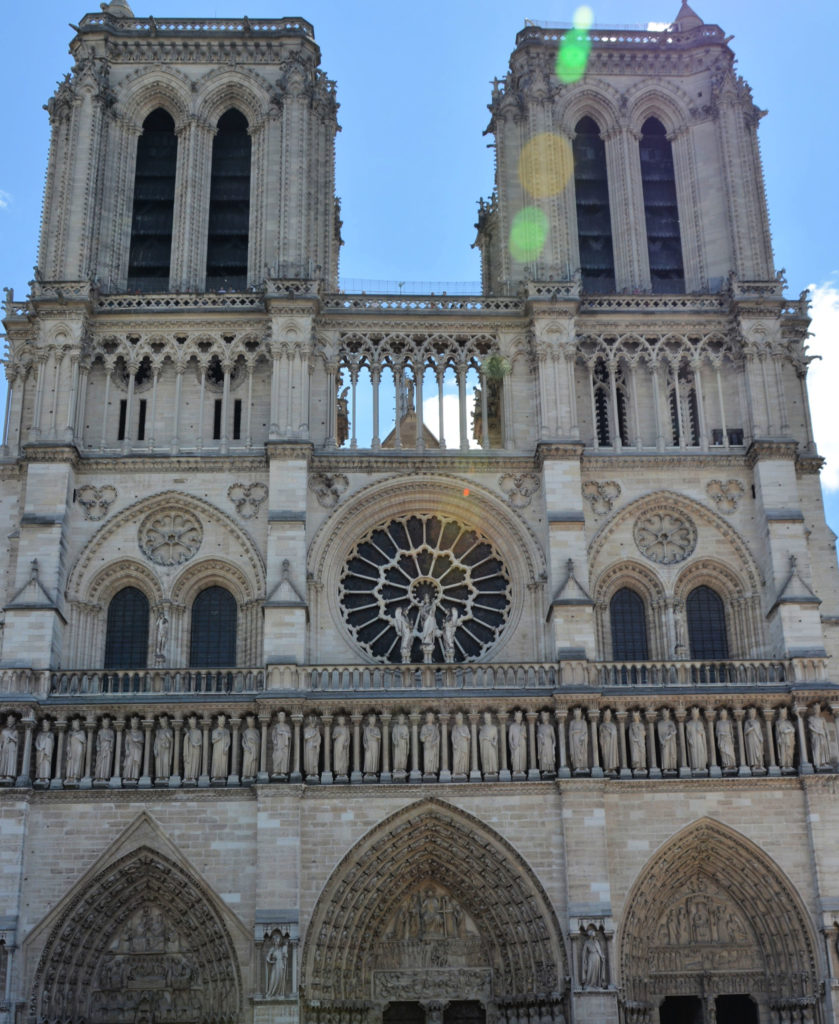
[588,658,810,687]
[274,662,559,692]
[96,292,263,312]
[578,294,727,313]
[78,14,314,37]
[48,668,265,697]
[321,294,523,313]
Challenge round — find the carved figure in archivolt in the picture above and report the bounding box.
[182,715,202,782]
[508,710,527,774]
[657,709,678,771]
[685,707,707,771]
[599,709,618,773]
[332,715,350,776]
[271,711,291,777]
[35,719,54,782]
[124,716,144,782]
[363,714,381,774]
[0,714,18,781]
[95,716,114,781]
[537,710,555,772]
[420,712,439,774]
[569,708,588,772]
[479,712,499,775]
[581,926,607,989]
[743,707,765,770]
[304,715,321,776]
[629,710,646,770]
[154,714,173,780]
[264,929,291,997]
[392,713,409,774]
[241,714,259,779]
[715,708,737,770]
[451,712,470,775]
[65,717,86,781]
[211,715,230,779]
[775,707,796,770]
[808,706,831,768]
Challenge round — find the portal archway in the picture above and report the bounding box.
[619,819,820,1024]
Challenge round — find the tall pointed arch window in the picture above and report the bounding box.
[640,117,684,293]
[206,109,251,291]
[668,360,700,446]
[610,588,649,661]
[104,587,150,669]
[687,585,728,660]
[189,585,237,667]
[592,358,629,448]
[573,116,615,292]
[127,109,178,292]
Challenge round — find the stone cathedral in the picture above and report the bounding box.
[2,2,839,1023]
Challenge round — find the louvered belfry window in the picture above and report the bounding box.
[687,585,729,660]
[573,117,615,293]
[189,586,237,668]
[104,587,150,669]
[206,109,251,291]
[610,587,649,661]
[640,117,685,293]
[127,109,178,292]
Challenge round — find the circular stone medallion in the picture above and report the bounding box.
[633,510,697,565]
[138,509,203,566]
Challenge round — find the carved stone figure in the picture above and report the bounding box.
[657,709,677,771]
[581,926,607,989]
[442,607,459,662]
[65,718,86,781]
[182,715,202,782]
[417,595,440,663]
[391,713,409,773]
[715,709,737,770]
[629,710,646,770]
[479,711,499,775]
[599,709,618,772]
[303,715,321,776]
[95,716,114,781]
[35,719,54,782]
[154,714,173,780]
[211,714,231,779]
[420,712,440,774]
[363,714,381,774]
[537,710,555,772]
[271,711,292,776]
[155,613,169,659]
[241,714,260,779]
[743,707,765,769]
[0,715,19,780]
[332,715,350,776]
[393,606,413,663]
[451,712,470,776]
[775,707,796,769]
[508,710,526,774]
[265,929,290,997]
[685,707,707,770]
[808,706,831,768]
[568,707,588,771]
[123,716,144,782]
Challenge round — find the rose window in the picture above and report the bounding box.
[633,511,697,565]
[339,514,511,663]
[139,509,203,566]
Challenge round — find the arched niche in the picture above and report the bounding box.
[618,818,820,1023]
[301,800,568,1024]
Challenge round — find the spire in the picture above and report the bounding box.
[672,1,703,31]
[100,0,134,16]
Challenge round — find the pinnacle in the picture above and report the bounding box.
[100,0,135,16]
[672,1,704,30]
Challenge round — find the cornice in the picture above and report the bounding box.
[536,442,586,464]
[746,440,799,466]
[73,454,268,473]
[581,451,748,471]
[310,450,538,474]
[266,442,314,463]
[796,454,826,476]
[19,444,81,467]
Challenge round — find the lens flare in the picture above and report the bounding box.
[573,5,594,30]
[509,206,549,262]
[555,7,593,84]
[518,132,574,199]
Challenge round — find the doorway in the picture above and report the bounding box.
[659,996,703,1024]
[383,1003,426,1024]
[444,1003,486,1024]
[715,995,758,1024]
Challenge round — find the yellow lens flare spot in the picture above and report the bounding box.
[573,5,594,30]
[518,132,574,199]
[509,206,549,262]
[555,6,593,84]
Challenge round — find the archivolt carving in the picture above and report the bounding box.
[593,559,666,608]
[554,81,623,134]
[118,66,193,132]
[170,558,259,607]
[86,559,164,607]
[672,558,750,603]
[301,799,567,1003]
[194,66,275,127]
[619,818,819,1008]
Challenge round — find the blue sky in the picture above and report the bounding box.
[1,0,837,539]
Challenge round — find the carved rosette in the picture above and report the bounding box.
[76,485,118,521]
[227,482,268,520]
[138,509,203,566]
[633,511,697,565]
[582,480,621,517]
[706,479,745,513]
[498,472,540,509]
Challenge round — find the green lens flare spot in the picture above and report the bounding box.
[555,28,592,84]
[509,207,548,262]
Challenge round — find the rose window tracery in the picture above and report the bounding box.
[139,509,203,566]
[339,514,511,663]
[634,511,697,565]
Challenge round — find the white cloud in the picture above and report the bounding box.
[423,393,479,449]
[0,190,11,209]
[805,281,839,491]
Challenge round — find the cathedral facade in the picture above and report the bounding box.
[1,4,839,1024]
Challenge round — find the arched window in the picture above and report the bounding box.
[610,588,649,661]
[189,586,237,667]
[687,585,728,660]
[668,360,700,446]
[206,109,251,291]
[573,116,615,293]
[127,109,178,292]
[639,117,684,293]
[592,358,628,448]
[104,587,150,669]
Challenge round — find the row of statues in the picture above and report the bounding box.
[0,703,830,787]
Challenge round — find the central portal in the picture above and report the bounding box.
[383,1002,486,1024]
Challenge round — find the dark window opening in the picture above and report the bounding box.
[444,1003,486,1024]
[640,118,684,294]
[117,400,127,441]
[189,585,237,667]
[104,586,150,670]
[593,359,611,446]
[233,399,242,440]
[715,995,758,1024]
[573,116,615,293]
[206,109,251,291]
[213,399,223,440]
[611,588,649,661]
[207,356,224,386]
[659,996,703,1024]
[687,585,729,660]
[137,399,147,441]
[712,427,745,446]
[382,1004,425,1024]
[127,108,177,292]
[668,363,700,446]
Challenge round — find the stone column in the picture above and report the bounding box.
[320,714,334,785]
[468,712,481,781]
[50,719,67,790]
[616,710,631,780]
[81,716,96,789]
[111,719,124,789]
[704,707,721,778]
[380,712,392,783]
[734,708,751,777]
[290,713,303,783]
[409,712,422,783]
[645,709,661,779]
[140,719,154,788]
[16,714,35,788]
[675,707,691,779]
[557,708,570,778]
[496,710,510,782]
[258,713,270,783]
[526,711,540,781]
[228,717,241,787]
[171,717,183,788]
[351,713,363,784]
[199,716,212,787]
[763,707,779,777]
[439,712,451,783]
[588,706,603,778]
[793,704,813,774]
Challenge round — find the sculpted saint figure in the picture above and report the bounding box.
[451,712,470,775]
[241,714,260,779]
[479,711,499,775]
[211,714,231,779]
[808,706,831,768]
[95,716,114,781]
[391,713,409,773]
[363,713,381,774]
[393,606,413,664]
[581,927,607,989]
[657,709,678,771]
[154,714,173,780]
[685,707,707,770]
[508,710,527,774]
[35,719,55,782]
[743,707,765,769]
[155,614,169,659]
[442,607,459,662]
[123,716,144,782]
[0,715,19,780]
[775,707,796,769]
[599,709,618,772]
[65,718,86,781]
[332,715,350,776]
[303,715,321,776]
[537,710,556,772]
[715,708,736,770]
[417,596,440,663]
[568,707,588,772]
[182,714,202,782]
[264,930,290,997]
[271,711,292,776]
[420,712,440,774]
[628,710,646,770]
